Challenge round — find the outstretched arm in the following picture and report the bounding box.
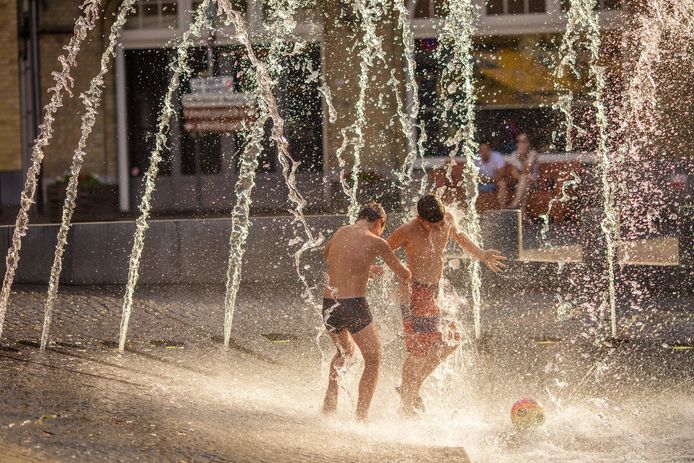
[386,225,408,251]
[449,216,507,273]
[376,239,411,282]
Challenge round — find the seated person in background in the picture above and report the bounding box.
[476,140,506,193]
[429,140,505,210]
[497,133,540,209]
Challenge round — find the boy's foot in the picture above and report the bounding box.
[395,386,426,413]
[414,395,425,413]
[322,394,337,415]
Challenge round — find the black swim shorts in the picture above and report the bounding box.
[322,297,373,334]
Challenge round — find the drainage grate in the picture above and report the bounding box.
[664,343,693,351]
[262,333,299,343]
[149,340,185,348]
[531,337,561,346]
[0,343,20,353]
[16,340,40,348]
[54,341,86,350]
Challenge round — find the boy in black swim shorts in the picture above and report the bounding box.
[321,202,411,422]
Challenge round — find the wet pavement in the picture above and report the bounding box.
[0,283,692,462]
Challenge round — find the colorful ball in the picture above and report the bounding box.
[511,397,545,430]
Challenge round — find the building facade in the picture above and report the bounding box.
[1,0,630,219]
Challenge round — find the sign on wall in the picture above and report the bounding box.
[182,76,254,132]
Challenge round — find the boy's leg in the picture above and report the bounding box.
[323,330,355,414]
[510,174,529,208]
[351,322,382,422]
[417,342,458,384]
[496,165,515,207]
[400,353,428,415]
[400,342,458,415]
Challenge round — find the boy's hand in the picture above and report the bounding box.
[482,249,507,273]
[369,265,384,278]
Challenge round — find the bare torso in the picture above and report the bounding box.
[323,225,383,299]
[395,218,452,285]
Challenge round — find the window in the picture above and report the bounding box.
[528,0,545,12]
[560,0,622,11]
[176,43,323,175]
[125,48,174,176]
[412,0,446,19]
[192,0,246,16]
[125,0,178,30]
[413,34,604,155]
[486,0,546,15]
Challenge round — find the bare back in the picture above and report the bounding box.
[323,225,383,299]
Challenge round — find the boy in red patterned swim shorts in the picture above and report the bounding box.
[387,195,506,415]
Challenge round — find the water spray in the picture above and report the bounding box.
[119,0,213,352]
[332,0,385,222]
[217,0,324,343]
[0,0,103,340]
[438,0,483,339]
[558,0,618,337]
[40,0,138,351]
[220,0,313,347]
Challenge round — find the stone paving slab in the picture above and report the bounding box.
[0,442,47,463]
[0,284,692,462]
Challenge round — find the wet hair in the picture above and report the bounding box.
[417,195,445,223]
[357,201,386,223]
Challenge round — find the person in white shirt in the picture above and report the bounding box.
[476,140,506,193]
[498,133,540,209]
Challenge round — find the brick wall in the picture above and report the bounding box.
[38,0,119,181]
[0,0,22,172]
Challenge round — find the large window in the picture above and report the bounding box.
[125,48,174,176]
[125,43,324,178]
[413,34,612,155]
[560,0,622,11]
[125,0,179,30]
[412,0,446,18]
[486,0,546,15]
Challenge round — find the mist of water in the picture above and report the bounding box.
[221,0,309,347]
[332,0,385,222]
[40,0,138,351]
[218,0,324,311]
[556,0,617,337]
[0,0,103,340]
[609,0,694,339]
[222,117,266,348]
[618,0,694,239]
[438,0,483,338]
[119,0,213,352]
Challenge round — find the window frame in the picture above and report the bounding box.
[121,0,323,48]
